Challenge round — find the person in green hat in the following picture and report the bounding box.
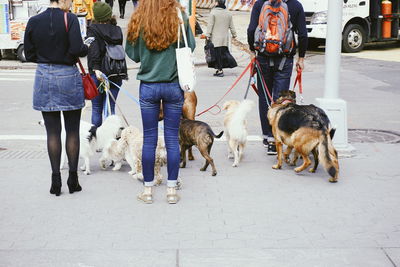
[86,2,125,127]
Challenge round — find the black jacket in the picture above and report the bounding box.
[87,23,123,74]
[247,0,308,58]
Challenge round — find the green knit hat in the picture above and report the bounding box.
[93,2,112,22]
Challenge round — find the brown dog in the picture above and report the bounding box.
[267,90,339,183]
[159,91,198,160]
[179,118,223,176]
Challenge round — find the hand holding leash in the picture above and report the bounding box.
[94,70,104,81]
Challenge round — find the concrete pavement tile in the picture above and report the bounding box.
[383,248,400,266]
[0,249,176,267]
[179,248,394,267]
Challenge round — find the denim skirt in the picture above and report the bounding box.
[33,64,85,111]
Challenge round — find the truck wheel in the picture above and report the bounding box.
[308,38,321,50]
[342,24,366,53]
[17,45,27,62]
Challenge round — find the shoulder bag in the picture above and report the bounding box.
[64,12,98,100]
[176,8,196,92]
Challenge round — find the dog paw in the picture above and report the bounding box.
[188,156,195,161]
[232,163,238,167]
[84,170,91,175]
[132,173,144,181]
[211,171,217,176]
[80,165,86,171]
[128,170,135,175]
[272,164,281,170]
[200,167,206,171]
[308,168,316,173]
[294,167,303,173]
[329,177,338,183]
[289,161,297,166]
[180,163,186,168]
[228,154,234,159]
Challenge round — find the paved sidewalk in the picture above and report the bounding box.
[1,5,400,267]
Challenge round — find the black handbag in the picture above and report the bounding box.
[204,39,216,68]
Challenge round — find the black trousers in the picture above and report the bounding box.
[105,0,113,8]
[118,0,127,16]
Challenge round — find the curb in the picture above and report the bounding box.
[0,60,209,70]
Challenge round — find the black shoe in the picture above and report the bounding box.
[267,142,277,155]
[67,172,82,194]
[50,173,61,196]
[262,139,269,148]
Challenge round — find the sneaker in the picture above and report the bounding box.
[266,142,277,155]
[262,139,269,148]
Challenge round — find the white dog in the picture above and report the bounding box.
[100,126,168,185]
[222,99,254,167]
[39,115,124,175]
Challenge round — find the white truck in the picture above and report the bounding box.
[302,0,400,52]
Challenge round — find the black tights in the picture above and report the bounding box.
[42,110,81,175]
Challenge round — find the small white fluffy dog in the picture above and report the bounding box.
[100,126,167,185]
[222,99,254,167]
[39,115,124,175]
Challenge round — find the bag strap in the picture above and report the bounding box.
[176,7,189,49]
[64,12,87,75]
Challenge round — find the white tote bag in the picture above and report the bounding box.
[176,8,196,92]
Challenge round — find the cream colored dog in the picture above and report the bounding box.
[100,126,167,185]
[222,99,254,167]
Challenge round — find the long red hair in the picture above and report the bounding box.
[127,0,183,51]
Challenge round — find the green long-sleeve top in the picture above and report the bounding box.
[125,14,196,83]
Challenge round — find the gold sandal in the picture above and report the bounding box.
[167,193,180,204]
[137,193,153,204]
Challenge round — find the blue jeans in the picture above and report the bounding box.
[139,82,184,187]
[256,56,294,139]
[91,74,122,127]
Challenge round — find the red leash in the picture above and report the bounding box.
[196,58,256,117]
[292,69,303,94]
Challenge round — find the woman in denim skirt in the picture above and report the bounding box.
[24,0,89,196]
[126,0,195,204]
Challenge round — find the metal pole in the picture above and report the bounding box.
[324,0,343,99]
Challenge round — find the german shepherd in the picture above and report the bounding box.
[267,90,339,183]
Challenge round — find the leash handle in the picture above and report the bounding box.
[292,69,303,94]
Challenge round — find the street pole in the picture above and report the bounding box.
[316,0,355,156]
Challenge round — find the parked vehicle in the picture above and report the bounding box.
[303,0,400,53]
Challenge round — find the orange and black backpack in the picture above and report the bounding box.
[254,0,294,56]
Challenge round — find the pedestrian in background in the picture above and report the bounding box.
[118,0,127,18]
[87,2,124,127]
[247,0,308,154]
[105,0,113,9]
[72,0,94,26]
[132,0,138,10]
[205,0,237,77]
[125,0,195,204]
[24,0,89,196]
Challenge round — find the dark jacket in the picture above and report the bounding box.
[86,23,123,74]
[24,8,88,65]
[247,0,308,58]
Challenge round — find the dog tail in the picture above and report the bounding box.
[211,130,224,139]
[318,130,339,183]
[232,100,254,125]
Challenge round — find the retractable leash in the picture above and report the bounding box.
[254,58,274,107]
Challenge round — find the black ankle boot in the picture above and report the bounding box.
[50,173,61,196]
[67,171,82,194]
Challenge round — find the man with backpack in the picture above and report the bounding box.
[247,0,308,155]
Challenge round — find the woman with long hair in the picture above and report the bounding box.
[125,0,195,204]
[24,0,89,196]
